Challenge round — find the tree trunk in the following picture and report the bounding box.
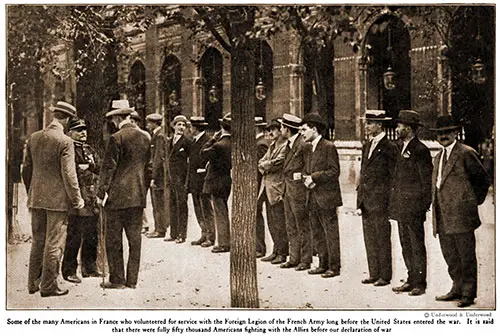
[230,40,259,308]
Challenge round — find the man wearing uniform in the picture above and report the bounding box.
[62,118,102,283]
[22,101,84,297]
[97,105,151,289]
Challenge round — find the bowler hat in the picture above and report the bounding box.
[280,113,302,129]
[430,115,462,132]
[302,113,327,128]
[219,113,232,128]
[171,114,188,127]
[361,110,392,121]
[189,116,208,126]
[50,101,77,118]
[395,110,423,126]
[68,118,86,131]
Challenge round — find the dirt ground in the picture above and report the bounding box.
[5,183,496,310]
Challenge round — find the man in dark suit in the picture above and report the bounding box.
[357,110,398,287]
[258,119,288,264]
[97,106,151,289]
[201,113,232,253]
[431,116,490,308]
[22,101,84,297]
[145,113,168,239]
[255,117,270,258]
[279,114,312,271]
[62,118,102,284]
[164,115,192,244]
[390,110,433,296]
[187,116,215,247]
[301,113,343,278]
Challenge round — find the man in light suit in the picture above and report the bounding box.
[187,116,215,247]
[431,115,490,308]
[164,115,192,244]
[389,110,433,296]
[301,113,343,278]
[22,101,84,297]
[357,110,399,287]
[97,106,151,289]
[146,113,168,238]
[258,119,288,265]
[279,114,312,271]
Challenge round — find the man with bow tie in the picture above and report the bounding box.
[357,110,398,287]
[389,110,432,296]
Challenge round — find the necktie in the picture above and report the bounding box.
[441,148,448,177]
[368,140,376,159]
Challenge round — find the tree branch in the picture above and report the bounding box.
[194,7,232,53]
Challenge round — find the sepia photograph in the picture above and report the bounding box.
[3,1,496,321]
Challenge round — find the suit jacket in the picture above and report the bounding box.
[165,134,192,188]
[304,138,343,209]
[151,130,166,189]
[187,132,210,194]
[357,136,398,213]
[201,133,232,198]
[22,121,83,211]
[97,123,151,210]
[258,138,287,205]
[432,142,490,236]
[389,137,433,222]
[256,133,270,186]
[70,141,100,216]
[282,135,308,202]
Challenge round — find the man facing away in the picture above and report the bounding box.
[431,115,490,308]
[97,105,151,289]
[188,116,215,248]
[389,110,433,296]
[62,118,102,284]
[357,110,398,287]
[22,101,84,297]
[258,119,289,265]
[301,113,342,278]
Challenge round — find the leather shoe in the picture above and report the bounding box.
[100,282,126,289]
[308,267,327,275]
[261,253,277,262]
[295,263,311,271]
[361,277,378,284]
[176,238,186,244]
[321,270,340,278]
[271,255,287,264]
[191,237,205,245]
[41,288,69,297]
[201,240,214,248]
[212,246,230,253]
[256,251,265,258]
[64,274,82,284]
[373,278,390,286]
[164,237,176,242]
[141,227,149,234]
[146,232,165,238]
[82,270,103,278]
[408,287,426,296]
[435,291,462,301]
[28,287,39,294]
[457,297,474,308]
[280,261,298,269]
[392,282,412,292]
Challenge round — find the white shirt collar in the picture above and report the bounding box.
[311,135,322,152]
[402,136,415,153]
[371,131,386,144]
[442,140,457,158]
[288,133,299,148]
[153,126,162,135]
[194,131,205,142]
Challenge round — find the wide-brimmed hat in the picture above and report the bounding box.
[395,110,423,126]
[280,113,302,129]
[302,113,327,128]
[105,107,135,118]
[111,100,131,110]
[255,116,267,127]
[171,114,189,127]
[189,116,208,126]
[430,115,462,132]
[68,118,86,131]
[50,101,77,118]
[219,113,232,128]
[361,110,392,121]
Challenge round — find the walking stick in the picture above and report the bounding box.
[99,193,108,290]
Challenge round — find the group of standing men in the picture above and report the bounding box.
[21,99,490,308]
[357,109,490,308]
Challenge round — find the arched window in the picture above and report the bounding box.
[199,48,223,131]
[159,54,182,128]
[128,60,146,126]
